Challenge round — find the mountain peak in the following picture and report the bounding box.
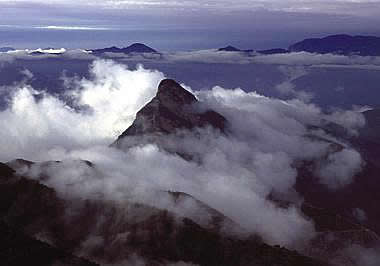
[92,43,157,55]
[218,45,241,52]
[156,79,197,107]
[289,34,380,55]
[114,79,226,145]
[124,43,157,53]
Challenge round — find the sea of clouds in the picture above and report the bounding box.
[0,58,375,265]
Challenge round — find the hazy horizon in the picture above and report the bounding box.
[2,0,380,50]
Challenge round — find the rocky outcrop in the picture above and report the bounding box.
[114,79,226,147]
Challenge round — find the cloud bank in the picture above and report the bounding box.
[35,25,112,31]
[3,48,380,71]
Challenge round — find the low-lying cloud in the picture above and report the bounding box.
[4,48,380,70]
[275,66,313,102]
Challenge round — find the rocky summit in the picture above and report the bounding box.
[114,79,226,144]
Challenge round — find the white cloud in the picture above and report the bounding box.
[112,50,380,69]
[317,148,363,189]
[4,48,380,71]
[35,25,113,31]
[252,52,380,67]
[0,59,164,161]
[275,66,314,102]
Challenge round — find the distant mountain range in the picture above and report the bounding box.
[289,34,380,56]
[89,35,380,56]
[219,34,380,56]
[91,43,158,55]
[218,46,289,55]
[3,34,380,56]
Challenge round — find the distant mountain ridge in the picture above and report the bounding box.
[4,33,380,57]
[289,34,380,56]
[218,45,288,55]
[91,43,158,55]
[218,34,380,56]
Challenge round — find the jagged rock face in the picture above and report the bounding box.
[115,79,226,145]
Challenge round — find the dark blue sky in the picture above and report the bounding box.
[1,0,380,50]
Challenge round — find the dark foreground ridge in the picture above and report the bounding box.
[0,163,97,266]
[0,161,326,266]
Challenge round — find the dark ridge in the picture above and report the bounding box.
[6,159,35,170]
[0,159,325,266]
[0,164,98,266]
[0,221,97,266]
[30,51,46,56]
[0,163,14,182]
[0,221,98,266]
[289,34,380,56]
